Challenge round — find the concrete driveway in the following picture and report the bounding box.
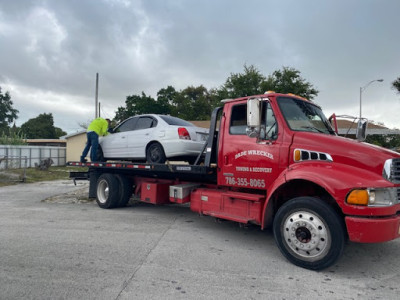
[0,180,399,299]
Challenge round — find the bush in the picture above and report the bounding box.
[0,130,27,145]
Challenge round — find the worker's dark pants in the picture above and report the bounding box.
[81,131,99,162]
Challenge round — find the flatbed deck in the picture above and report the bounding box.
[67,161,217,183]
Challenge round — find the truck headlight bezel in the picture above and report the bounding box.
[347,187,399,207]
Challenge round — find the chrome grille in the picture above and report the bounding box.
[393,159,400,183]
[383,158,400,184]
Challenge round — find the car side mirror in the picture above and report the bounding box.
[356,119,368,141]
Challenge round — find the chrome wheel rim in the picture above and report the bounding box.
[97,179,109,204]
[282,210,331,262]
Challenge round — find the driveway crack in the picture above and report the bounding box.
[114,216,178,299]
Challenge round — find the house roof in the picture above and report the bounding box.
[62,130,86,139]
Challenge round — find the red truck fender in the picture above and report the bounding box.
[261,162,389,229]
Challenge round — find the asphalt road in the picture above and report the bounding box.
[0,180,399,300]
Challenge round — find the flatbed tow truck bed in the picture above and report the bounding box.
[67,161,217,184]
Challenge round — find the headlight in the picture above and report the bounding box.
[347,187,399,207]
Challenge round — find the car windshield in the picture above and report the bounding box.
[159,115,194,127]
[278,97,335,134]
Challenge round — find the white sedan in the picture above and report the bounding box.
[99,114,209,163]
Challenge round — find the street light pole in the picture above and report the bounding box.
[359,79,384,119]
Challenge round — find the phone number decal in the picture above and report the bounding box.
[225,177,265,188]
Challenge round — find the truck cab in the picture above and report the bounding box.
[213,92,400,269]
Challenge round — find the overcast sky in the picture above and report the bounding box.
[1,0,399,134]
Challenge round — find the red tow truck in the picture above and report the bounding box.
[69,92,400,270]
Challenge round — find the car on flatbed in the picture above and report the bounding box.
[98,114,209,163]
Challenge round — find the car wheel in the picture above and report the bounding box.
[146,143,166,164]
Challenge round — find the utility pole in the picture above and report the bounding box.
[95,73,99,118]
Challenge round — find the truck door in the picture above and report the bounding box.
[218,100,284,191]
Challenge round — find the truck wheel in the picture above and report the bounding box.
[273,197,345,270]
[146,143,166,164]
[96,174,120,209]
[116,175,133,207]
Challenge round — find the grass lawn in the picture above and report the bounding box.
[0,166,88,187]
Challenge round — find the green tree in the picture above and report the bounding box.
[115,92,172,123]
[114,65,319,122]
[219,65,319,101]
[21,113,59,139]
[156,86,176,115]
[221,64,267,98]
[366,134,400,149]
[261,66,319,100]
[0,87,19,134]
[392,77,400,94]
[55,127,67,138]
[171,85,212,120]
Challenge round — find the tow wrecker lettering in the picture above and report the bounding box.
[235,150,274,160]
[236,166,272,173]
[225,176,266,188]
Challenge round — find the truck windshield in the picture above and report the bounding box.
[278,97,335,134]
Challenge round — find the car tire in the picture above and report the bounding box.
[146,143,166,164]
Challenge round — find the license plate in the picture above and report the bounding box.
[198,133,208,141]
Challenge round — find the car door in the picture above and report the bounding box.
[101,117,138,158]
[126,116,158,158]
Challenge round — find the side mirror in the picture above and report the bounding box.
[328,113,338,134]
[246,98,261,138]
[356,119,368,141]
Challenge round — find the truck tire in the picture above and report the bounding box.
[273,197,345,270]
[146,143,166,164]
[96,173,120,209]
[116,175,133,207]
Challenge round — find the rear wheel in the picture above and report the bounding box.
[96,173,120,209]
[146,143,166,163]
[116,175,133,207]
[273,197,345,270]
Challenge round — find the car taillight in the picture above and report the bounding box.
[178,127,191,140]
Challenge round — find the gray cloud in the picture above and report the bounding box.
[0,0,399,133]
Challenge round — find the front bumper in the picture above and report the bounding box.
[346,214,400,243]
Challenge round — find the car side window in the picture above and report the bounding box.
[135,117,157,130]
[116,117,138,132]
